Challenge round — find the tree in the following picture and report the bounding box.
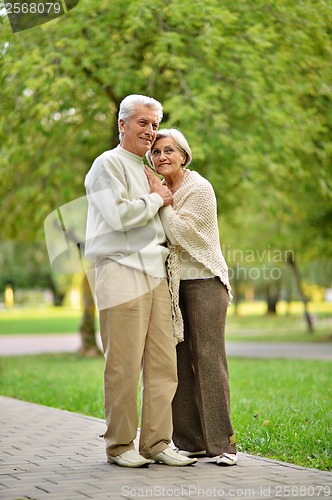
[0,240,66,305]
[1,0,331,346]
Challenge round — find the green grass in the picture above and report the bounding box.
[0,307,83,334]
[230,358,332,471]
[226,314,332,342]
[0,354,331,471]
[0,353,104,417]
[1,304,331,342]
[226,301,332,342]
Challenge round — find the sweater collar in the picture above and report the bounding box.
[116,145,144,165]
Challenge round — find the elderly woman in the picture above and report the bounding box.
[145,129,237,466]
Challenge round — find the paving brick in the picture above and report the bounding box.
[1,396,331,500]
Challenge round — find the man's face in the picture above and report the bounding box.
[119,105,159,157]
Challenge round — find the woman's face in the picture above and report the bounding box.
[151,137,186,178]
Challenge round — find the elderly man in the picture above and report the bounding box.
[84,95,196,468]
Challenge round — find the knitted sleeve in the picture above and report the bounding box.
[169,180,218,259]
[167,170,232,302]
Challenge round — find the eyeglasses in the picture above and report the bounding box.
[151,147,178,157]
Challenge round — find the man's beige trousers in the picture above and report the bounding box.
[96,260,177,459]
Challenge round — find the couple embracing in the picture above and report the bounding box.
[84,94,237,468]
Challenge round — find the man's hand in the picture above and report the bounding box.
[145,167,173,206]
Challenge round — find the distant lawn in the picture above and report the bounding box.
[226,314,332,342]
[0,303,331,342]
[0,354,330,471]
[226,301,332,342]
[0,307,84,334]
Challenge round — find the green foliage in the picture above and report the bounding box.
[0,241,55,289]
[0,0,331,261]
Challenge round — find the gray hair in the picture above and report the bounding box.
[118,94,163,140]
[146,128,192,167]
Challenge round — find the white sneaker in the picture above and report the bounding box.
[153,447,197,466]
[107,449,153,468]
[178,449,206,458]
[216,453,238,466]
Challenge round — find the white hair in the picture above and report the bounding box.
[118,94,163,140]
[146,128,192,167]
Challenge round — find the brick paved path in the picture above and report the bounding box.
[1,397,331,500]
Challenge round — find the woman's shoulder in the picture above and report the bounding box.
[184,169,214,192]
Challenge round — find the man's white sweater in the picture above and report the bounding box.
[85,146,168,278]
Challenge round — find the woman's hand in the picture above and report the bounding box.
[145,166,173,206]
[145,166,162,189]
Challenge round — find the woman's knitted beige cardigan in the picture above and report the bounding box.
[165,168,232,344]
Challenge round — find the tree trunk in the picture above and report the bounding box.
[287,255,314,334]
[79,274,100,356]
[266,283,279,315]
[44,274,65,306]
